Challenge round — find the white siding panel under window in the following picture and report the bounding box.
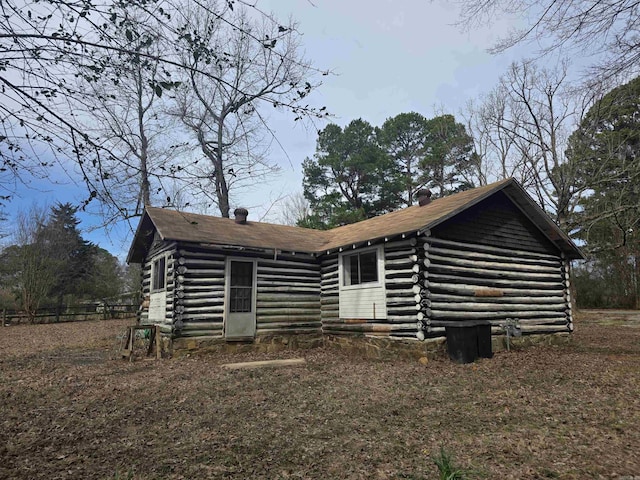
[148,291,167,324]
[339,285,387,319]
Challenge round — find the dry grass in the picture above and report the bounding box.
[0,311,639,479]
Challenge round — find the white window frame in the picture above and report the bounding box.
[339,245,384,291]
[151,254,168,292]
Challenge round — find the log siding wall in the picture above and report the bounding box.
[422,235,570,336]
[170,245,321,338]
[432,191,558,255]
[255,253,321,336]
[140,238,177,334]
[322,238,425,338]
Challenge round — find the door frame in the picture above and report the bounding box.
[224,257,258,340]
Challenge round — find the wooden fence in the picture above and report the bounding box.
[2,304,137,326]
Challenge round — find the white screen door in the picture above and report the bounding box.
[225,260,256,339]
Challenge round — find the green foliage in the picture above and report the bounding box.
[302,119,401,229]
[568,75,640,308]
[302,113,475,228]
[0,204,128,318]
[432,447,472,480]
[378,112,431,207]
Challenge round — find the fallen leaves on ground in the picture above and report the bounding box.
[0,312,639,479]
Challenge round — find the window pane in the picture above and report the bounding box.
[231,262,253,286]
[349,254,360,285]
[158,257,166,289]
[359,251,378,283]
[152,258,166,290]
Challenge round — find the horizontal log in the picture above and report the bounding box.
[321,304,339,311]
[176,288,224,300]
[427,274,565,290]
[428,253,562,275]
[255,308,320,316]
[178,249,225,261]
[179,258,225,268]
[255,321,321,329]
[178,277,225,286]
[258,258,320,270]
[386,296,419,306]
[428,293,565,304]
[320,296,339,305]
[387,305,422,315]
[259,274,320,284]
[385,259,420,271]
[257,314,319,323]
[256,294,319,302]
[426,236,560,261]
[429,302,567,312]
[384,238,418,249]
[258,286,319,293]
[257,279,319,288]
[426,245,561,268]
[256,301,320,309]
[183,305,224,314]
[180,298,224,308]
[386,314,423,323]
[428,263,563,282]
[429,309,567,320]
[179,313,224,321]
[385,269,416,279]
[384,248,417,259]
[257,266,319,277]
[180,269,225,278]
[321,271,339,281]
[180,321,223,331]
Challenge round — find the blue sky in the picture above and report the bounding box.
[3,1,531,259]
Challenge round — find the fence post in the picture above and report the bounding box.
[2,309,6,326]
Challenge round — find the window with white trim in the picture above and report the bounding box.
[152,256,166,291]
[343,250,379,286]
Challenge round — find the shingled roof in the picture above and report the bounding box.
[127,178,584,263]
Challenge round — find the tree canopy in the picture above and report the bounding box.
[567,75,640,309]
[0,203,130,317]
[301,113,474,229]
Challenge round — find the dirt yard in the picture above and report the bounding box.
[0,312,639,479]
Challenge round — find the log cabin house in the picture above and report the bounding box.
[127,178,583,358]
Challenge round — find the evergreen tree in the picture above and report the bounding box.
[568,76,640,308]
[301,120,401,229]
[37,203,97,319]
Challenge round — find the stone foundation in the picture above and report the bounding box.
[323,334,447,360]
[166,331,571,360]
[492,332,572,352]
[171,333,324,357]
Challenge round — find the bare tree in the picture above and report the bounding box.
[75,5,184,226]
[8,205,56,322]
[173,5,320,217]
[278,191,311,226]
[456,0,640,82]
[0,0,326,221]
[465,60,589,229]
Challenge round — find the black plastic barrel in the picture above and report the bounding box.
[446,322,493,364]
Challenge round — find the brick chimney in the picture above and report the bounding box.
[234,207,248,224]
[416,189,432,206]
